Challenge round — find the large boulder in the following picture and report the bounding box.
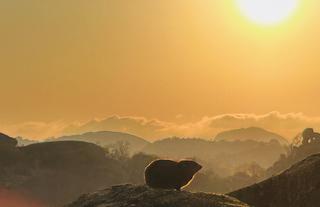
[230,153,320,207]
[66,184,250,207]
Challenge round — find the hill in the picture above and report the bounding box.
[51,131,149,154]
[214,127,288,145]
[0,137,163,206]
[230,153,320,207]
[66,184,250,207]
[0,140,127,206]
[20,141,109,170]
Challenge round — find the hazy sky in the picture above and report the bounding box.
[1,0,320,139]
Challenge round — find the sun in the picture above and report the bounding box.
[236,0,299,25]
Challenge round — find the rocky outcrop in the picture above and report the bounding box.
[67,184,250,207]
[230,153,320,207]
[266,139,320,177]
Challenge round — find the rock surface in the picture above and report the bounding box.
[66,184,250,207]
[230,153,320,207]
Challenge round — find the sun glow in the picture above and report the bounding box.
[236,0,299,25]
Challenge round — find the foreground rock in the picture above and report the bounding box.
[67,184,250,207]
[230,153,320,207]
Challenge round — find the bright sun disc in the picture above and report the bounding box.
[236,0,299,25]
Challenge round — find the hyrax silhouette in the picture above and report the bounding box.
[145,159,202,190]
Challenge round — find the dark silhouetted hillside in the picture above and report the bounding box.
[0,138,126,206]
[230,153,320,207]
[20,141,109,170]
[18,141,126,206]
[215,127,288,145]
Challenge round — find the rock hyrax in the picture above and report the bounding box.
[145,159,202,190]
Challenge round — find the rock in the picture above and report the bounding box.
[66,184,250,207]
[229,153,320,207]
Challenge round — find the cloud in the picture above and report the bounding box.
[62,115,173,140]
[196,112,320,139]
[0,121,67,140]
[1,111,320,141]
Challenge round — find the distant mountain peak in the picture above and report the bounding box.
[214,127,288,145]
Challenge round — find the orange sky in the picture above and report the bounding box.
[1,0,320,139]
